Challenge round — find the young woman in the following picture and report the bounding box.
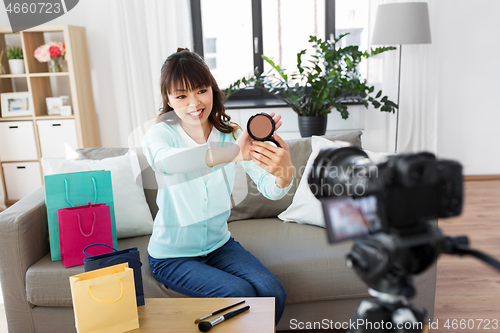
[142,48,294,325]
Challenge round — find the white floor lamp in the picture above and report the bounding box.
[371,2,432,153]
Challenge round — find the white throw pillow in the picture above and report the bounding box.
[42,152,154,239]
[278,136,392,228]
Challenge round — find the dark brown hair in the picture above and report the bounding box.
[157,48,240,139]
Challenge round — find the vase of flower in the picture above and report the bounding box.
[34,41,66,73]
[49,57,62,72]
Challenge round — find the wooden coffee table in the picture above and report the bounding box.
[129,297,275,332]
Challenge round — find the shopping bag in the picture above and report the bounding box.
[45,170,118,261]
[70,263,139,333]
[59,203,115,268]
[83,243,145,306]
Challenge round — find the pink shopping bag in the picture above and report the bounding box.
[59,202,114,268]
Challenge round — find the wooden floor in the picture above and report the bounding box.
[433,180,500,333]
[279,180,500,332]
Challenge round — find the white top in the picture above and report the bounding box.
[176,123,220,183]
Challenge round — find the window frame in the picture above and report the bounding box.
[190,0,338,107]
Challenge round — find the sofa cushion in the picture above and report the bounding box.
[228,218,369,304]
[228,131,363,221]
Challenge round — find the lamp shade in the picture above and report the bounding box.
[372,2,431,45]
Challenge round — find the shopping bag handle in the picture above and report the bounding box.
[64,177,97,207]
[89,279,123,303]
[99,256,142,268]
[77,209,96,237]
[83,243,117,257]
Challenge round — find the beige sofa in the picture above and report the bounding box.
[0,131,437,332]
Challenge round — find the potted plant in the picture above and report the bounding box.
[6,46,24,74]
[225,34,398,137]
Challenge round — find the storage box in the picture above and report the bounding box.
[0,121,38,161]
[37,119,79,159]
[2,162,43,200]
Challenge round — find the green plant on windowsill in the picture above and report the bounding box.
[225,34,398,136]
[6,46,23,60]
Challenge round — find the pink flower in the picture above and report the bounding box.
[55,42,66,56]
[34,42,66,63]
[49,46,61,58]
[34,45,50,62]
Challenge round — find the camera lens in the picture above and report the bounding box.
[308,146,374,198]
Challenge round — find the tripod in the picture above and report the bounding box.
[346,224,500,333]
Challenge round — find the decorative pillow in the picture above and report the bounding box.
[78,147,160,219]
[277,137,349,227]
[227,130,363,222]
[76,148,129,160]
[278,136,392,228]
[41,152,154,239]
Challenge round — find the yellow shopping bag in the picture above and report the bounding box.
[69,263,139,333]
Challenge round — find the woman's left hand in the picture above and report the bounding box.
[249,132,294,188]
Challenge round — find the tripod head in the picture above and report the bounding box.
[347,224,443,298]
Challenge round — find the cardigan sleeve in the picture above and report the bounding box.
[142,123,211,175]
[239,160,293,200]
[232,129,293,200]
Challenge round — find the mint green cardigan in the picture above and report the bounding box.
[143,122,292,258]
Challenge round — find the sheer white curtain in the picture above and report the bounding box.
[107,0,193,147]
[364,0,438,154]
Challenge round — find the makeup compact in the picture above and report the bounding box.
[247,112,281,147]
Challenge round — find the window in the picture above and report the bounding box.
[204,38,217,69]
[191,0,370,100]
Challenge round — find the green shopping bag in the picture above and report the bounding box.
[45,170,118,261]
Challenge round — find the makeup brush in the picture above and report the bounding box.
[194,300,245,324]
[198,305,250,332]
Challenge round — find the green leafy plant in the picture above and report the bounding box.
[6,46,23,60]
[226,34,398,119]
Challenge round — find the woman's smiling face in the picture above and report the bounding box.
[167,85,213,127]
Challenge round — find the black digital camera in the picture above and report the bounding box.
[307,146,463,242]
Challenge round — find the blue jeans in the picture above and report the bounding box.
[149,237,287,325]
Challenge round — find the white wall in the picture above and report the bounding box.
[435,0,500,175]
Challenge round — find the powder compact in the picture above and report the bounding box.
[247,112,281,147]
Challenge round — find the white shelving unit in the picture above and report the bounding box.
[0,25,100,205]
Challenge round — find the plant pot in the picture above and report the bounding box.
[8,59,25,74]
[298,115,327,137]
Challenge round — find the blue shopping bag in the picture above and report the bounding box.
[83,243,145,306]
[45,170,118,261]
